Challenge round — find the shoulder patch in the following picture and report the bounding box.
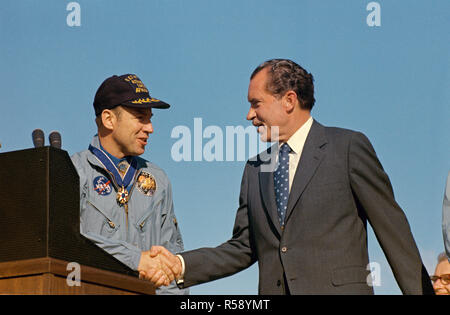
[93,175,112,196]
[136,171,157,196]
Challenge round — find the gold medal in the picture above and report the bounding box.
[116,186,129,205]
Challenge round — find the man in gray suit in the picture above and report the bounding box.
[144,59,434,294]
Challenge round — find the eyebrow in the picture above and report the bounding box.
[130,108,152,116]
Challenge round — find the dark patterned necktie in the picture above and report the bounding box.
[274,143,291,227]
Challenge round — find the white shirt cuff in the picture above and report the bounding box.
[176,254,185,284]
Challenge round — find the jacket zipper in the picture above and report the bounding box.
[138,199,162,231]
[123,169,142,232]
[86,200,116,230]
[102,168,130,232]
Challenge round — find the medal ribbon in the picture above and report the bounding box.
[88,145,138,195]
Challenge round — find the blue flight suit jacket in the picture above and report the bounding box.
[71,135,188,294]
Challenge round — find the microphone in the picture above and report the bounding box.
[32,129,45,148]
[49,131,62,149]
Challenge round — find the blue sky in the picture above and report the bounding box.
[1,0,449,294]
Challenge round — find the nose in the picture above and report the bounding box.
[246,107,256,121]
[143,121,154,134]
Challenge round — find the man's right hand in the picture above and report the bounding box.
[138,246,183,287]
[137,250,175,287]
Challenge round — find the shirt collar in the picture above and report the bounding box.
[286,116,314,154]
[99,141,129,166]
[89,134,133,167]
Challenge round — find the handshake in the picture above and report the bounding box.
[137,246,183,287]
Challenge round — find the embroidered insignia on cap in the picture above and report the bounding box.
[136,171,157,196]
[131,97,161,104]
[93,176,112,196]
[123,75,149,93]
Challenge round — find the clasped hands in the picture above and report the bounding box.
[137,246,182,287]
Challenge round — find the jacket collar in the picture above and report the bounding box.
[86,135,144,171]
[86,135,105,168]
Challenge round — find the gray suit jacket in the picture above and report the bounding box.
[180,120,433,294]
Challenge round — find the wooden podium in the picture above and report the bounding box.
[0,257,154,295]
[0,147,155,295]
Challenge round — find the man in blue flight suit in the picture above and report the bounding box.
[71,74,188,294]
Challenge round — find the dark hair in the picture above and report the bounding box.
[251,59,315,110]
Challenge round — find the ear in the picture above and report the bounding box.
[100,109,116,131]
[283,90,298,113]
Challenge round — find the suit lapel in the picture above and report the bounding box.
[285,121,328,223]
[258,145,283,237]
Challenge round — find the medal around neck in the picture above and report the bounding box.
[117,186,129,205]
[89,145,137,206]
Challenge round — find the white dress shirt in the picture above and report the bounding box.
[282,116,314,191]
